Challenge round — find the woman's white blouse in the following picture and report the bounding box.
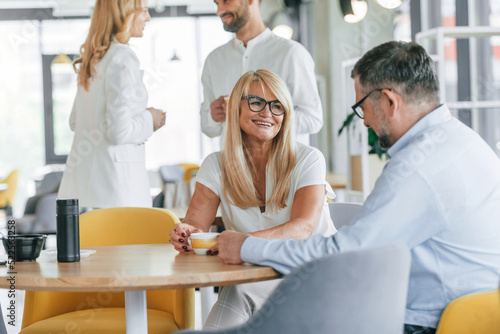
[196,143,336,236]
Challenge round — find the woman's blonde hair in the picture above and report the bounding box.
[73,0,143,90]
[221,69,296,211]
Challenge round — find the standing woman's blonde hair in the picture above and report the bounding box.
[73,0,143,90]
[222,69,296,211]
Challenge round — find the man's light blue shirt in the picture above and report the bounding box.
[241,105,500,328]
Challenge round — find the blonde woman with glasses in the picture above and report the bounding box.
[59,0,165,208]
[170,69,336,329]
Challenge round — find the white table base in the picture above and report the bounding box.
[125,290,148,334]
[125,288,217,331]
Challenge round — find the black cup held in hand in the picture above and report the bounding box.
[56,199,80,262]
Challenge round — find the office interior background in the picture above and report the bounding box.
[0,0,499,217]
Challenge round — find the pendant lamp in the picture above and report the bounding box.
[340,0,368,23]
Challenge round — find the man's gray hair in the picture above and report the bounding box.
[352,41,440,106]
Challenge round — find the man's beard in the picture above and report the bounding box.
[222,3,250,32]
[374,105,392,149]
[378,126,392,149]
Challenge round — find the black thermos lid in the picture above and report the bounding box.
[56,198,79,215]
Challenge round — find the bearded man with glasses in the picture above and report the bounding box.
[216,41,500,334]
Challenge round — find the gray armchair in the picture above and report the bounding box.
[328,201,364,230]
[153,165,187,208]
[16,171,63,234]
[177,243,411,334]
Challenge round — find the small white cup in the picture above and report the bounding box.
[188,232,219,255]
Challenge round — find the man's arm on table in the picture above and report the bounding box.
[241,235,340,274]
[217,231,339,275]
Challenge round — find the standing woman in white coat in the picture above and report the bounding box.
[59,0,165,208]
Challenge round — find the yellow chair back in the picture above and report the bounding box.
[179,163,200,182]
[21,207,194,333]
[436,288,500,334]
[0,169,19,208]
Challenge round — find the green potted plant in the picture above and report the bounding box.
[338,112,386,159]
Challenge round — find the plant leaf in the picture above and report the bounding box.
[338,112,356,136]
[338,112,387,159]
[368,128,387,158]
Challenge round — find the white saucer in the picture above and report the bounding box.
[41,249,96,258]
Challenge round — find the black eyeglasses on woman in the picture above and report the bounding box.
[241,95,285,117]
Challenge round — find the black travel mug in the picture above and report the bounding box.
[56,198,80,262]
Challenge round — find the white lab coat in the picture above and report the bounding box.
[58,41,153,208]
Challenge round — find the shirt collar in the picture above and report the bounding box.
[111,37,124,46]
[387,104,452,158]
[232,28,272,49]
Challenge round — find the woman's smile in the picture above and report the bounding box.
[252,120,273,127]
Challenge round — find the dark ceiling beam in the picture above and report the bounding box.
[0,8,75,20]
[0,6,214,21]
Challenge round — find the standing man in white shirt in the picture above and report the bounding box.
[201,0,323,145]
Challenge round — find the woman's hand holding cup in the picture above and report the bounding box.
[169,223,202,253]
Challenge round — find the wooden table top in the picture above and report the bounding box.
[0,244,280,292]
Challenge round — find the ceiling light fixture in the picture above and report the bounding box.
[269,6,297,40]
[340,0,368,24]
[170,50,180,61]
[52,53,72,64]
[376,0,403,9]
[272,24,294,40]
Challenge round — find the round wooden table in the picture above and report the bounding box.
[0,244,280,333]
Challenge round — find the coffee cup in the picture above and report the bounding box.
[188,232,219,255]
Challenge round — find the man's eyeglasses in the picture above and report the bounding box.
[241,95,285,116]
[351,88,392,119]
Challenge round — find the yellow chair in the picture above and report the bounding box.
[0,169,19,216]
[20,207,195,334]
[436,288,500,334]
[179,163,200,182]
